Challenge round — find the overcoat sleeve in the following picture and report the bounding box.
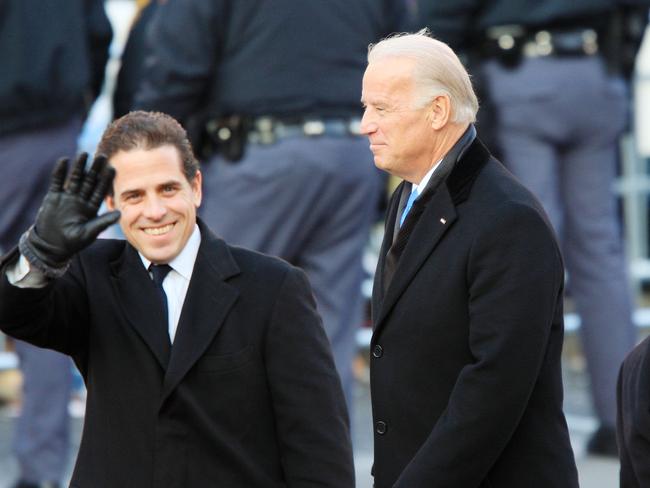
[0,248,90,357]
[264,266,355,488]
[617,337,650,488]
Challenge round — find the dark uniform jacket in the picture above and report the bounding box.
[420,0,644,51]
[0,0,112,135]
[113,2,158,119]
[135,0,406,123]
[370,136,579,488]
[420,0,649,81]
[0,222,354,488]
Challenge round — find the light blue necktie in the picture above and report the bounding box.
[400,188,419,227]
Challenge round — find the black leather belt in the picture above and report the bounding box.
[204,115,363,162]
[247,117,362,144]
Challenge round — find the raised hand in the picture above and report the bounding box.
[19,153,121,278]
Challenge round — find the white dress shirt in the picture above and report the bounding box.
[139,224,201,342]
[413,159,442,195]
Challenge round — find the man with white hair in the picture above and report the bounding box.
[362,31,579,488]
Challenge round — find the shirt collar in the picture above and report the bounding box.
[413,162,440,194]
[139,224,201,280]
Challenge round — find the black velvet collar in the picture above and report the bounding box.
[445,136,492,205]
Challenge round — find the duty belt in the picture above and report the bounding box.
[204,115,363,163]
[246,117,362,144]
[483,25,600,66]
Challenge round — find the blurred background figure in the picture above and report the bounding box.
[0,1,112,487]
[134,0,409,412]
[419,0,650,456]
[112,0,157,120]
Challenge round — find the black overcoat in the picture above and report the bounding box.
[370,138,579,488]
[0,222,354,488]
[617,334,650,488]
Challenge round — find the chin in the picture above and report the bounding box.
[142,246,174,264]
[374,159,394,175]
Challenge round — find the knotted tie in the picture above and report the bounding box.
[400,188,419,227]
[149,263,172,326]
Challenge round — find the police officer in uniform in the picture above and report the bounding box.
[135,0,408,411]
[420,0,650,456]
[0,1,112,486]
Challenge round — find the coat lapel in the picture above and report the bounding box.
[373,187,457,337]
[372,137,491,338]
[372,182,405,315]
[110,246,171,370]
[161,226,240,402]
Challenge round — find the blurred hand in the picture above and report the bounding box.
[19,153,121,278]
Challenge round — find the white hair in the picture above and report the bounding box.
[367,29,479,124]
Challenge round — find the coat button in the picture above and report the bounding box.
[375,420,388,435]
[372,344,383,358]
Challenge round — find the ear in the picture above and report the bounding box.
[192,170,203,208]
[105,194,115,211]
[427,95,452,130]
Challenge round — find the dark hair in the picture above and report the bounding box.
[97,111,199,187]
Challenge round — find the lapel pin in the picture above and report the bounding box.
[440,218,447,224]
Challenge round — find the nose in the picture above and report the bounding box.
[143,195,167,220]
[360,108,377,136]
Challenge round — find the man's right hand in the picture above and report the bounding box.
[18,153,121,278]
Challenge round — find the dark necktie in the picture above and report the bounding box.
[149,264,173,328]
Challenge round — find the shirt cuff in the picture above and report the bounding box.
[6,254,48,288]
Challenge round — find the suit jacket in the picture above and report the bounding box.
[370,137,579,488]
[617,335,650,488]
[0,221,354,488]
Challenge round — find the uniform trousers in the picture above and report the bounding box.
[201,135,382,410]
[483,55,637,426]
[0,118,80,483]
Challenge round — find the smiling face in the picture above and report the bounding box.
[105,145,202,264]
[360,57,438,183]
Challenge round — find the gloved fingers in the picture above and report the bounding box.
[65,153,89,194]
[49,158,69,193]
[82,210,121,242]
[79,154,107,201]
[89,163,116,208]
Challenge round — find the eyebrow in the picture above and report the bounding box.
[118,180,182,198]
[361,97,387,106]
[119,188,142,199]
[158,180,182,189]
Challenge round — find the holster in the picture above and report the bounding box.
[204,115,250,163]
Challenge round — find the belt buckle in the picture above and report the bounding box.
[524,28,599,58]
[254,116,275,144]
[523,30,554,58]
[581,29,598,55]
[303,120,326,136]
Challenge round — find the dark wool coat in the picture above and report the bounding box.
[618,334,650,488]
[0,222,354,488]
[370,138,579,488]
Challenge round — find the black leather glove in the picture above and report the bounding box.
[19,153,121,278]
